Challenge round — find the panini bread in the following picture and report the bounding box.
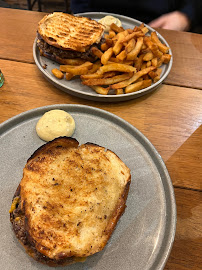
[10,137,131,266]
[37,12,105,63]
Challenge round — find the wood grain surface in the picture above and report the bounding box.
[1,58,202,188]
[158,29,202,90]
[165,188,202,270]
[1,8,202,90]
[0,7,202,270]
[166,125,202,191]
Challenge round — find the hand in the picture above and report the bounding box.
[149,11,190,31]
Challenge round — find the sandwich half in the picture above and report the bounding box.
[36,12,105,63]
[10,137,131,266]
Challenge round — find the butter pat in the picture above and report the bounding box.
[98,15,122,32]
[36,109,75,142]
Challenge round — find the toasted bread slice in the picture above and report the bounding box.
[38,13,105,52]
[10,137,131,266]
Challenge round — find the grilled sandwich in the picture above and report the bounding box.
[37,12,105,63]
[10,137,131,266]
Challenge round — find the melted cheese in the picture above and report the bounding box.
[9,196,20,213]
[36,110,75,142]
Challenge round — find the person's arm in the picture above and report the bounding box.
[149,0,195,31]
[149,11,190,31]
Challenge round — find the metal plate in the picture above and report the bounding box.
[33,12,173,102]
[0,104,176,270]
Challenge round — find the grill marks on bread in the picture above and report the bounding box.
[38,13,105,52]
[10,137,131,265]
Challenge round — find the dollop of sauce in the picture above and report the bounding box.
[36,109,75,142]
[98,15,122,32]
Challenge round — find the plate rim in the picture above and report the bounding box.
[0,104,176,270]
[33,12,173,102]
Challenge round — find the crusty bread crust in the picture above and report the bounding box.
[38,13,105,52]
[10,137,131,266]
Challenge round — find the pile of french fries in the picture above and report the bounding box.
[51,22,171,95]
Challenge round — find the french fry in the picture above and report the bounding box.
[91,47,103,58]
[125,38,136,53]
[138,23,145,29]
[133,26,139,32]
[112,36,124,55]
[142,74,150,80]
[119,31,144,44]
[65,72,74,80]
[141,26,149,34]
[50,21,171,96]
[141,43,147,50]
[141,62,147,70]
[87,60,102,74]
[127,37,144,60]
[109,30,116,38]
[112,30,129,55]
[90,86,110,95]
[153,76,160,83]
[116,50,127,61]
[162,54,172,64]
[97,63,136,74]
[105,38,114,47]
[60,62,93,75]
[52,68,64,79]
[143,52,154,61]
[101,47,114,65]
[111,66,155,89]
[81,71,116,80]
[80,73,103,80]
[125,79,152,93]
[157,68,162,76]
[115,88,124,95]
[151,31,169,54]
[101,43,110,51]
[127,28,134,34]
[144,36,163,58]
[134,53,145,71]
[146,60,152,67]
[151,57,158,67]
[157,57,164,67]
[109,58,134,65]
[82,73,133,86]
[153,68,162,83]
[110,23,124,33]
[148,70,158,79]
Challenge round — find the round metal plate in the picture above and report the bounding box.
[0,104,176,270]
[33,12,173,102]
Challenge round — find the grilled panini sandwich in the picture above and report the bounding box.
[10,137,131,266]
[37,12,105,63]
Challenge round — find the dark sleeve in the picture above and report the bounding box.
[70,0,92,14]
[178,0,197,27]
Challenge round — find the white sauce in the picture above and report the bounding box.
[98,15,122,32]
[36,109,75,142]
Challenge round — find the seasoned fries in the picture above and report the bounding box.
[51,68,64,79]
[127,37,144,60]
[101,47,114,65]
[98,63,136,74]
[82,73,133,86]
[51,21,171,95]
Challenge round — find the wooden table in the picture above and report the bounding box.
[0,7,201,269]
